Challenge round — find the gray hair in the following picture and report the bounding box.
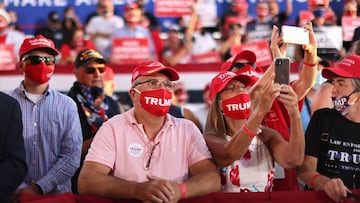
[352,78,360,91]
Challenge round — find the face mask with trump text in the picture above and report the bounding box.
[221,94,251,119]
[133,88,172,116]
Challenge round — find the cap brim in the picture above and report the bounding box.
[22,47,59,57]
[233,74,252,87]
[235,50,257,64]
[77,58,106,68]
[322,67,353,80]
[217,74,252,94]
[154,67,180,81]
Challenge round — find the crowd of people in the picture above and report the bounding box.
[0,0,360,203]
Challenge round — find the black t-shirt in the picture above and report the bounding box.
[305,108,360,189]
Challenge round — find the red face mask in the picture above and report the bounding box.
[24,63,54,84]
[345,10,356,17]
[234,65,259,86]
[135,88,172,116]
[222,94,251,120]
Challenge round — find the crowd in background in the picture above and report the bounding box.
[0,0,360,203]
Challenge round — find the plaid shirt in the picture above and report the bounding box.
[8,82,82,194]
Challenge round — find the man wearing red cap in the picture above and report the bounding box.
[78,61,220,202]
[299,54,360,202]
[9,35,82,198]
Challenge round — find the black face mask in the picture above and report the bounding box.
[91,86,104,98]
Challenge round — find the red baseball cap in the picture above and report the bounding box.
[19,35,59,57]
[322,54,360,80]
[221,50,257,72]
[209,71,251,101]
[131,61,180,83]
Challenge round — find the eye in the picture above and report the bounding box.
[148,79,158,87]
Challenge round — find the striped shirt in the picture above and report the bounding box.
[8,82,82,194]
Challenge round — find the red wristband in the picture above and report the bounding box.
[242,124,257,137]
[303,61,318,67]
[179,182,186,199]
[310,173,321,188]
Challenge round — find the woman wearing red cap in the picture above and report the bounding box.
[298,54,360,202]
[204,69,305,192]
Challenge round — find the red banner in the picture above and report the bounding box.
[155,0,193,17]
[231,40,273,68]
[0,44,16,71]
[111,38,151,64]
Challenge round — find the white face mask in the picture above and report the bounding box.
[331,90,357,116]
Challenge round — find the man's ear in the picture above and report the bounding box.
[74,68,80,80]
[17,61,25,74]
[128,88,136,99]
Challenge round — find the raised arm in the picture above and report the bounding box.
[263,84,305,168]
[291,22,318,100]
[205,73,280,167]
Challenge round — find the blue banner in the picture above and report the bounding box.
[3,0,345,35]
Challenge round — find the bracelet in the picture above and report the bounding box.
[242,124,257,137]
[179,182,186,199]
[310,173,321,188]
[303,61,318,67]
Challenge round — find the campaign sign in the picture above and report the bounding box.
[231,40,272,68]
[342,17,360,42]
[155,0,193,17]
[313,26,343,53]
[111,38,151,64]
[0,44,16,71]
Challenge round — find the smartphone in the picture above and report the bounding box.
[274,57,290,85]
[281,25,309,45]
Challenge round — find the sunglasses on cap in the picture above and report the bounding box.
[84,66,106,74]
[22,55,56,65]
[79,49,103,61]
[233,62,256,69]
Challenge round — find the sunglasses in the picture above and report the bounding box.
[84,66,106,74]
[22,55,56,65]
[233,62,256,69]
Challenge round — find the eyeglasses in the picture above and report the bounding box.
[132,79,175,90]
[22,55,56,65]
[233,62,256,69]
[144,142,160,170]
[84,66,106,74]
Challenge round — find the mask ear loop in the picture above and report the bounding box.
[350,90,360,104]
[132,88,141,94]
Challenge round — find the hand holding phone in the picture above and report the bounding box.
[274,57,290,85]
[281,25,309,45]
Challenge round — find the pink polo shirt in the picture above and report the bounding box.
[85,108,212,183]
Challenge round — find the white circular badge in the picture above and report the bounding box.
[128,143,143,157]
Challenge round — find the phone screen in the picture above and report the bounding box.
[274,58,290,85]
[281,25,309,45]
